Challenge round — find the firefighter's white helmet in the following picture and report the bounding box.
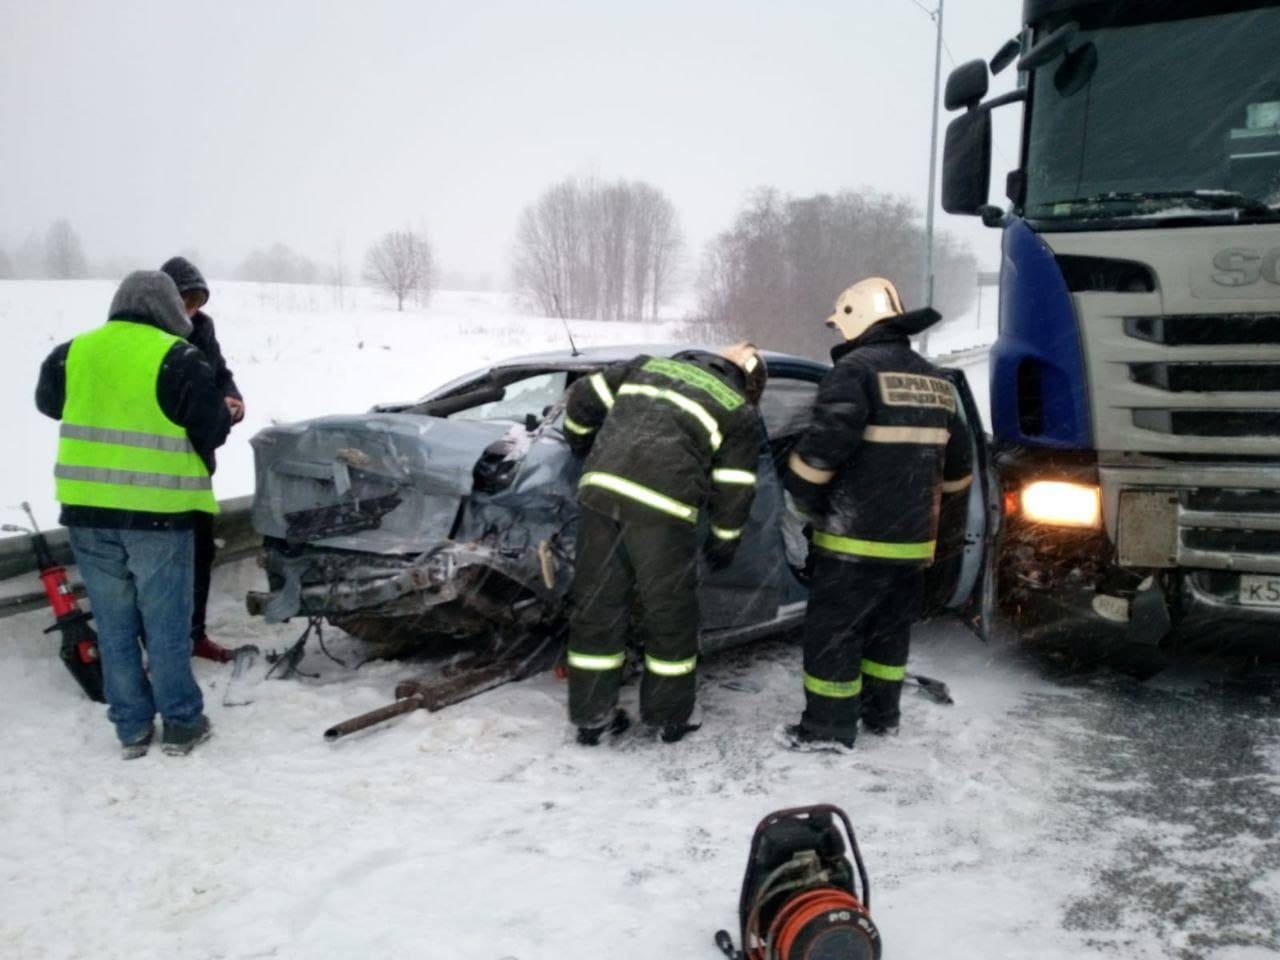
[826,277,905,341]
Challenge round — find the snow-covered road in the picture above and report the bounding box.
[5,278,1278,958]
[2,559,1277,960]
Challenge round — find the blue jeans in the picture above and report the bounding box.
[68,526,203,744]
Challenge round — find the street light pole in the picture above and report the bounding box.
[920,0,945,355]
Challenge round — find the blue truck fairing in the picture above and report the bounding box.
[991,219,1091,449]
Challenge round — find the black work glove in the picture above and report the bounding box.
[704,538,737,572]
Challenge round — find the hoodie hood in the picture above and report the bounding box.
[107,270,193,338]
[160,256,209,302]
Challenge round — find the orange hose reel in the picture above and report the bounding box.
[716,804,882,960]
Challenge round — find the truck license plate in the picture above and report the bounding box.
[1239,574,1280,607]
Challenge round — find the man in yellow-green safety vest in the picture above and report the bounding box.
[36,271,232,759]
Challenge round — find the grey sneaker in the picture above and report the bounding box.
[121,723,155,761]
[162,715,212,756]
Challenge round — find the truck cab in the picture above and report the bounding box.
[942,0,1280,665]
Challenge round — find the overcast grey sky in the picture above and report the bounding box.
[1,0,1022,287]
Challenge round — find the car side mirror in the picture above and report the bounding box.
[944,60,989,111]
[942,109,993,216]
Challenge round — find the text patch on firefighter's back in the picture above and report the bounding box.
[878,372,956,412]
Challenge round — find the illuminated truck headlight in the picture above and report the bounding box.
[1019,481,1102,529]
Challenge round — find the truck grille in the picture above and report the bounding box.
[1132,410,1280,437]
[1182,527,1280,555]
[1102,313,1280,455]
[1124,314,1280,346]
[1106,465,1280,575]
[1129,362,1280,393]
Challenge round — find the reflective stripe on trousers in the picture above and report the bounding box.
[578,471,698,523]
[645,654,697,677]
[567,650,625,671]
[861,659,905,682]
[803,671,862,699]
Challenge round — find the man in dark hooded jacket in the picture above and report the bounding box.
[36,271,232,758]
[561,344,767,745]
[160,257,244,663]
[784,278,973,748]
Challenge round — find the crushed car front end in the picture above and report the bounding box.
[247,405,581,657]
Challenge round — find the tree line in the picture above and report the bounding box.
[511,176,683,323]
[3,179,979,346]
[696,188,977,358]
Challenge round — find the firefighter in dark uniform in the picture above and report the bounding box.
[785,278,973,747]
[562,344,767,745]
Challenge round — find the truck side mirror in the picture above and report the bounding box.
[990,37,1021,75]
[944,60,989,111]
[1017,21,1078,71]
[942,109,992,216]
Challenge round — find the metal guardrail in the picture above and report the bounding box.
[0,496,258,618]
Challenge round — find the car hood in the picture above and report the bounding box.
[250,413,512,554]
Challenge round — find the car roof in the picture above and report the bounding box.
[491,343,823,369]
[415,343,829,405]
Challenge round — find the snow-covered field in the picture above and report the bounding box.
[0,280,683,530]
[5,279,1276,959]
[0,278,993,529]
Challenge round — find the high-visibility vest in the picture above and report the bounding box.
[55,322,217,515]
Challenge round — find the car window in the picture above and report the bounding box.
[449,371,569,423]
[758,377,818,439]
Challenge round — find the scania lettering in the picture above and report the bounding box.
[942,1,1280,666]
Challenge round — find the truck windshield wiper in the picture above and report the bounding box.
[1040,190,1276,217]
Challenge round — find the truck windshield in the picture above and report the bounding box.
[1024,7,1280,224]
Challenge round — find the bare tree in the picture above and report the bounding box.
[363,229,434,311]
[511,175,684,322]
[44,219,89,279]
[696,188,977,359]
[0,246,11,279]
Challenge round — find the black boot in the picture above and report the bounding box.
[576,709,630,746]
[162,715,212,756]
[785,722,855,750]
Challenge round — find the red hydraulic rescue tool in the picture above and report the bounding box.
[5,502,105,702]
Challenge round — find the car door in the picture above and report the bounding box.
[698,365,825,648]
[922,367,999,641]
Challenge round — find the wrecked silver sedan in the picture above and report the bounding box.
[247,346,994,724]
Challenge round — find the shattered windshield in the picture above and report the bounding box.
[1024,7,1280,223]
[448,370,569,423]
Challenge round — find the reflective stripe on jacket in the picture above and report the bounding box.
[563,352,762,533]
[785,311,973,565]
[56,323,217,515]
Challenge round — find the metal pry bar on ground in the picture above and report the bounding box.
[322,661,526,742]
